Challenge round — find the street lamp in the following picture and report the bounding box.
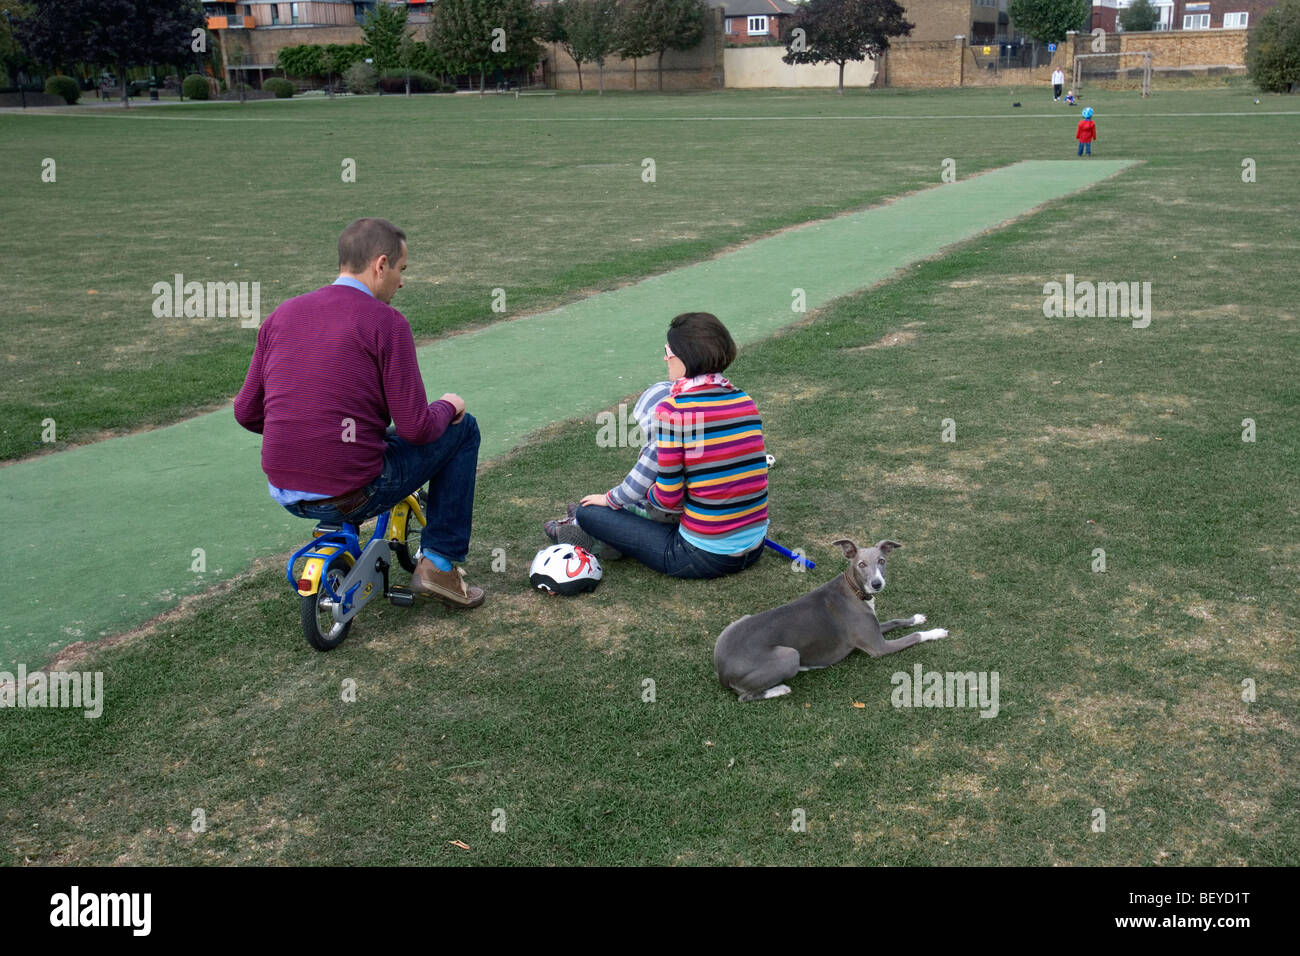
[2,9,26,109]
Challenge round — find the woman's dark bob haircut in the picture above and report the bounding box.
[666,312,737,378]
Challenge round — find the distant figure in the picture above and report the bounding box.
[1052,68,1065,101]
[1065,89,1077,106]
[1076,107,1097,157]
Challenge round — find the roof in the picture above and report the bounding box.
[705,0,801,16]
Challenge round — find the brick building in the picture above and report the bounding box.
[901,0,1015,43]
[709,1,798,45]
[1091,0,1274,31]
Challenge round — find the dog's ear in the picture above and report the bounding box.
[832,538,858,559]
[876,540,902,555]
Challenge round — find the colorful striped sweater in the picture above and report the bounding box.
[648,381,768,551]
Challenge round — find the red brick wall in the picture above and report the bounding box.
[881,38,964,87]
[722,14,787,44]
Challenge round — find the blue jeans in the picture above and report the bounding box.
[284,415,480,563]
[575,505,764,580]
[1078,141,1091,155]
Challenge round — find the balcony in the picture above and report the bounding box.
[205,15,255,30]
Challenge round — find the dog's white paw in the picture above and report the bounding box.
[911,614,927,625]
[918,628,947,641]
[760,684,793,700]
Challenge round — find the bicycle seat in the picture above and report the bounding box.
[312,522,360,538]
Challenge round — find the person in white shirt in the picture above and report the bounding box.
[1052,68,1065,101]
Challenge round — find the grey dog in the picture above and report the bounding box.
[714,538,948,701]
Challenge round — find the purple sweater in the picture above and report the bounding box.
[233,284,454,496]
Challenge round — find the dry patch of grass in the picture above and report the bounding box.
[843,330,919,351]
[1166,600,1294,672]
[878,463,981,494]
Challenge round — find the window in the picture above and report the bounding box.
[290,2,299,25]
[747,16,768,36]
[1183,14,1209,28]
[270,4,279,25]
[1223,12,1248,28]
[725,17,732,33]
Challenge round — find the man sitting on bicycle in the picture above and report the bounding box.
[234,217,484,608]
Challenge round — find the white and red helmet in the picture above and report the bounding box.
[529,545,603,596]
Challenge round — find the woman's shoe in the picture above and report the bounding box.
[547,516,622,560]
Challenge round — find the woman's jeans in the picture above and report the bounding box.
[283,416,479,563]
[575,504,763,580]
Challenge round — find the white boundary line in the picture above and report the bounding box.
[4,108,1297,123]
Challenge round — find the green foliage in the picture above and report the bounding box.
[379,69,440,92]
[19,0,203,74]
[1007,0,1090,45]
[1118,0,1159,32]
[324,43,367,76]
[43,73,79,103]
[263,76,295,98]
[276,44,325,78]
[343,59,378,94]
[1,2,35,85]
[181,72,209,99]
[399,33,439,74]
[1247,0,1300,94]
[361,1,409,73]
[430,0,543,86]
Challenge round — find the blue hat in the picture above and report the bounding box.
[1082,107,1094,119]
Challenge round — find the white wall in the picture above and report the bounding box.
[724,47,877,89]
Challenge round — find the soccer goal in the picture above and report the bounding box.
[1073,51,1153,97]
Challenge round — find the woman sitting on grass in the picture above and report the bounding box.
[565,312,769,579]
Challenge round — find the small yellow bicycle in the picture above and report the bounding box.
[286,491,426,651]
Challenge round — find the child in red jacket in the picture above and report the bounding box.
[1076,107,1097,156]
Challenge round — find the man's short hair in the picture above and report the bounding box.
[666,312,737,378]
[338,218,406,273]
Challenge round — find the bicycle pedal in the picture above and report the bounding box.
[388,587,414,608]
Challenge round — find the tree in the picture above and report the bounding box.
[783,0,912,94]
[18,0,202,106]
[1007,0,1090,46]
[615,0,654,89]
[1,2,35,89]
[1118,0,1159,32]
[1247,0,1300,93]
[548,0,619,93]
[361,0,408,74]
[620,0,707,91]
[430,0,541,92]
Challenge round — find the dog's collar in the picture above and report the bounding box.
[842,570,874,602]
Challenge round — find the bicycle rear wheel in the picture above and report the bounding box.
[301,553,354,651]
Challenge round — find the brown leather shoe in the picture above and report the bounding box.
[410,558,485,609]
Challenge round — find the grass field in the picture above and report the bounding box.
[1,87,1298,866]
